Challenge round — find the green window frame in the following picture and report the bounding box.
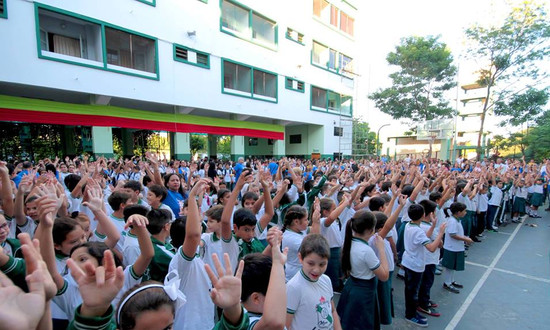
[310,85,352,117]
[311,40,354,78]
[285,77,305,93]
[35,3,159,80]
[220,0,278,51]
[221,58,278,103]
[136,0,156,6]
[0,0,7,19]
[198,0,208,3]
[286,27,304,46]
[173,44,210,69]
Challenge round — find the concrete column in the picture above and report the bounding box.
[172,132,191,160]
[231,135,245,162]
[121,128,134,158]
[273,139,285,158]
[208,135,218,159]
[92,127,114,158]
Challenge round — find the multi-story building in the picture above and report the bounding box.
[0,0,359,160]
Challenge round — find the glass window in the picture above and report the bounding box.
[312,42,328,66]
[341,95,352,116]
[330,5,339,27]
[328,49,338,70]
[339,53,353,74]
[312,87,327,109]
[340,11,354,36]
[221,0,249,35]
[38,8,102,62]
[105,27,156,73]
[327,91,340,112]
[313,0,330,21]
[223,61,251,93]
[252,14,276,46]
[197,52,209,66]
[253,70,276,98]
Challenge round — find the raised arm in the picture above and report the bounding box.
[82,184,120,249]
[221,170,251,241]
[124,215,154,277]
[0,162,14,217]
[380,195,406,238]
[182,179,208,258]
[257,178,274,233]
[324,194,350,227]
[14,175,34,226]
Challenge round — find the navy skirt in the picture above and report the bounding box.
[337,276,380,330]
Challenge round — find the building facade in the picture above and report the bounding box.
[0,0,359,160]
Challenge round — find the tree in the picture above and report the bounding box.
[190,134,207,159]
[217,136,231,158]
[464,0,550,159]
[369,35,457,122]
[352,119,376,157]
[494,87,549,126]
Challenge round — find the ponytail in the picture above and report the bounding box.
[341,220,354,278]
[340,210,377,278]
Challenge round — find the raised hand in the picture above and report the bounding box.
[124,214,149,231]
[82,186,104,213]
[18,233,57,300]
[267,227,287,266]
[204,253,245,310]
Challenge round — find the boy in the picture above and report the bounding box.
[286,234,341,330]
[145,208,175,282]
[123,180,149,209]
[121,204,149,267]
[402,204,445,327]
[146,184,176,220]
[201,205,224,274]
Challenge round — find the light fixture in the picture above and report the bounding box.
[187,30,196,37]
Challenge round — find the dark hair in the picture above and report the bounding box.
[108,191,132,211]
[401,184,414,197]
[372,211,388,231]
[241,191,259,207]
[429,191,442,202]
[408,204,425,221]
[444,202,467,217]
[163,173,184,195]
[216,189,230,204]
[282,205,307,231]
[169,216,187,249]
[241,253,272,302]
[148,184,168,202]
[233,208,257,228]
[205,205,224,222]
[341,210,376,277]
[360,184,376,200]
[123,180,143,193]
[146,209,172,235]
[299,234,330,260]
[117,281,176,330]
[418,199,437,217]
[319,197,335,215]
[380,181,392,192]
[70,241,122,268]
[64,174,81,192]
[368,196,385,212]
[142,175,152,187]
[45,163,57,175]
[123,204,149,222]
[53,217,83,247]
[379,194,391,204]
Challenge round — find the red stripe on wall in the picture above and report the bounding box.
[0,108,284,140]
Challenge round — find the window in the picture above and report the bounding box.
[286,28,304,45]
[289,134,302,144]
[328,49,338,71]
[330,5,339,27]
[339,53,354,76]
[105,27,156,74]
[248,138,258,146]
[136,0,156,6]
[334,127,343,137]
[173,44,210,69]
[340,11,354,36]
[38,8,102,65]
[310,85,352,116]
[36,5,158,80]
[312,40,353,77]
[222,59,278,102]
[0,0,7,19]
[285,77,305,93]
[313,0,330,20]
[311,86,327,109]
[221,0,277,49]
[312,41,328,67]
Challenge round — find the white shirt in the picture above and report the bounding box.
[349,237,380,280]
[286,271,334,330]
[443,216,465,252]
[402,222,430,273]
[320,217,344,248]
[122,232,140,268]
[420,221,439,265]
[369,235,394,272]
[476,193,488,212]
[200,232,223,276]
[488,186,503,206]
[282,229,305,281]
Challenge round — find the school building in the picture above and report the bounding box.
[0,0,360,160]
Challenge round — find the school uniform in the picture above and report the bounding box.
[476,193,488,235]
[1,238,22,258]
[286,270,334,330]
[147,237,176,282]
[199,232,223,276]
[122,231,140,268]
[528,184,544,207]
[457,194,474,237]
[282,229,305,282]
[402,222,430,319]
[486,186,503,229]
[418,221,439,310]
[512,186,528,215]
[6,215,37,239]
[369,234,394,325]
[442,216,465,271]
[337,237,382,329]
[320,216,344,291]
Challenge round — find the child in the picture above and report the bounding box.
[527,178,544,218]
[201,205,224,274]
[511,179,528,222]
[146,208,175,282]
[402,204,445,327]
[146,184,176,220]
[286,234,342,330]
[281,205,309,281]
[121,204,149,267]
[442,202,472,294]
[486,180,504,231]
[337,210,389,330]
[319,195,350,292]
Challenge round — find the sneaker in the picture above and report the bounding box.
[472,237,481,242]
[396,273,405,280]
[533,215,542,218]
[436,264,443,271]
[435,268,442,275]
[492,225,499,230]
[452,282,464,288]
[477,233,484,238]
[429,301,439,308]
[488,228,498,232]
[415,312,428,322]
[406,316,428,327]
[443,283,460,294]
[417,306,441,317]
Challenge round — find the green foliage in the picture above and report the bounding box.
[190,134,207,158]
[352,119,377,156]
[464,0,550,155]
[217,136,231,157]
[526,124,550,160]
[369,35,456,122]
[494,88,549,126]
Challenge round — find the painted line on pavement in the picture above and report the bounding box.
[445,221,523,330]
[466,261,550,284]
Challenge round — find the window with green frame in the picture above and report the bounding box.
[222,59,277,102]
[221,0,277,49]
[311,40,354,77]
[286,28,304,45]
[174,44,210,69]
[310,85,352,116]
[135,0,156,6]
[0,0,7,19]
[285,77,305,93]
[35,4,159,80]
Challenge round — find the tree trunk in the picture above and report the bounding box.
[477,81,493,160]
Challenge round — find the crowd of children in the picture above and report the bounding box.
[0,155,549,329]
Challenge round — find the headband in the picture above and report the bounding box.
[116,281,186,326]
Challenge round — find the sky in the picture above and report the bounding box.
[355,0,523,140]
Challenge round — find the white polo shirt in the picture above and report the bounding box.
[402,222,430,273]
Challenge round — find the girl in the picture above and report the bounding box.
[442,202,472,294]
[282,205,308,281]
[527,177,544,218]
[337,210,389,330]
[511,178,528,222]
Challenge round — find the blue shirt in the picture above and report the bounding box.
[234,162,244,182]
[268,161,278,176]
[164,190,186,216]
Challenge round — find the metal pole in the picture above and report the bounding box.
[377,124,390,157]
